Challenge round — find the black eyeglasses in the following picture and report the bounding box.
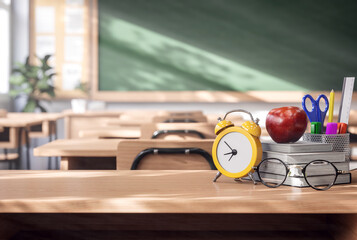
[253,158,348,191]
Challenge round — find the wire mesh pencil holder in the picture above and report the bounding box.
[303,133,350,161]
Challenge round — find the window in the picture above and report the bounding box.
[0,0,11,94]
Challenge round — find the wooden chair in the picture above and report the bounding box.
[117,139,215,170]
[115,110,206,124]
[152,114,207,123]
[78,126,141,139]
[140,123,216,140]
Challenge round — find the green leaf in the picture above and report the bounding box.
[25,56,30,66]
[23,99,37,112]
[47,86,56,97]
[40,85,55,97]
[43,55,52,64]
[48,73,57,79]
[9,75,26,85]
[25,66,40,79]
[14,63,27,74]
[37,79,49,90]
[40,55,52,71]
[9,89,22,97]
[23,86,33,95]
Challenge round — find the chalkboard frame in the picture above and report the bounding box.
[90,0,353,103]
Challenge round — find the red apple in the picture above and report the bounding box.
[266,106,308,143]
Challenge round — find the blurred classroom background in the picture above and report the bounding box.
[1,0,357,170]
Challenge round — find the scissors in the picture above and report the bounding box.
[302,94,329,126]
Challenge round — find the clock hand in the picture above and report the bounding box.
[227,148,238,161]
[224,141,233,151]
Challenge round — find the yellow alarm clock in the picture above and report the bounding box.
[212,109,262,182]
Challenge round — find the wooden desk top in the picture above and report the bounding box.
[0,170,356,213]
[0,117,44,128]
[34,139,121,157]
[7,112,63,122]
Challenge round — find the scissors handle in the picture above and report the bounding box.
[316,94,329,124]
[302,94,317,122]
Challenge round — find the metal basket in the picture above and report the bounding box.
[303,133,350,161]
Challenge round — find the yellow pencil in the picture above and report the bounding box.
[328,89,334,123]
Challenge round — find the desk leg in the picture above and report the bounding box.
[53,121,59,170]
[16,128,22,169]
[60,157,69,170]
[47,123,53,170]
[24,128,31,170]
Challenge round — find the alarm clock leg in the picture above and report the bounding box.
[248,172,257,185]
[213,172,222,182]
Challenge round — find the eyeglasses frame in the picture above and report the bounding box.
[253,158,348,191]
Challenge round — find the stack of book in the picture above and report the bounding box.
[259,141,351,187]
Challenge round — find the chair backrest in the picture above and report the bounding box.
[152,115,208,123]
[78,126,141,139]
[117,139,214,170]
[206,113,244,125]
[140,123,216,140]
[107,111,207,126]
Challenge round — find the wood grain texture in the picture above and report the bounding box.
[117,139,214,170]
[0,118,43,128]
[0,170,356,213]
[34,139,121,157]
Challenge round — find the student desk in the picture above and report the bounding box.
[0,170,356,239]
[6,113,63,169]
[7,113,63,138]
[34,139,120,170]
[0,117,45,169]
[34,138,214,170]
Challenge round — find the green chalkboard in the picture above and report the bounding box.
[98,0,357,92]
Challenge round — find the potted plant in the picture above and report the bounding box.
[9,55,56,112]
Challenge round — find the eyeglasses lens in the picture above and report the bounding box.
[305,160,336,190]
[258,159,287,188]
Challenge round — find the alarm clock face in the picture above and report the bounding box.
[216,131,253,174]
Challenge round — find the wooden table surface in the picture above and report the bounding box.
[0,117,44,128]
[0,170,356,214]
[7,112,63,122]
[34,139,121,157]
